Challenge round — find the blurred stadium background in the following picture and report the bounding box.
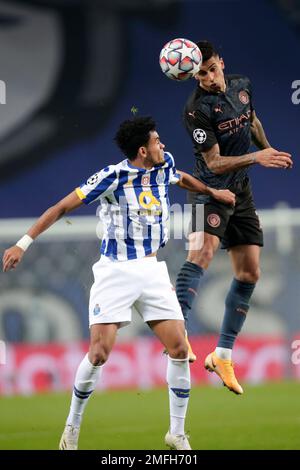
[0,0,300,450]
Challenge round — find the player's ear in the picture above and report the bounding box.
[139,146,147,158]
[194,72,200,82]
[219,57,225,70]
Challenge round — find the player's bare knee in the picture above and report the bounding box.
[238,267,260,284]
[168,342,188,360]
[189,247,214,267]
[89,344,110,366]
[202,246,215,263]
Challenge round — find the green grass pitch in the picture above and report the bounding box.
[0,382,299,450]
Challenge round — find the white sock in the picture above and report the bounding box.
[66,353,102,428]
[167,356,190,436]
[215,347,232,360]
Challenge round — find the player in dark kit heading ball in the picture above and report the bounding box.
[176,41,293,394]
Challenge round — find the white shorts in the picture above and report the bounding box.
[89,256,184,328]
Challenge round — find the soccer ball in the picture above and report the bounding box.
[159,38,202,82]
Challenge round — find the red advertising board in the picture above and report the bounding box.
[0,336,299,395]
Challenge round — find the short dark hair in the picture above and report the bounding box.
[196,40,219,63]
[114,116,156,160]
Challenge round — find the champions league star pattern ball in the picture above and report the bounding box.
[159,38,202,81]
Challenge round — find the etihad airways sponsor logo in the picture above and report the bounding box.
[218,109,251,133]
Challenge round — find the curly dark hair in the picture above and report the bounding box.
[196,40,219,63]
[114,116,156,160]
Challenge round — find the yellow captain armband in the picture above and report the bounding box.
[75,187,86,200]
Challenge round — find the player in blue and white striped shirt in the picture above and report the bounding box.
[75,151,180,261]
[3,116,235,450]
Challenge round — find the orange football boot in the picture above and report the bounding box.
[204,351,243,395]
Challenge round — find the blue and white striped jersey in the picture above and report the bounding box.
[76,152,180,261]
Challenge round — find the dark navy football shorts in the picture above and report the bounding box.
[188,177,264,250]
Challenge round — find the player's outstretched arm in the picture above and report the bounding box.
[176,170,236,206]
[2,190,83,272]
[202,143,293,175]
[250,110,271,149]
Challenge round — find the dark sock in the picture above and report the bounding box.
[176,261,204,323]
[217,278,256,349]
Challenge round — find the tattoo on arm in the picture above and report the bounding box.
[202,143,257,175]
